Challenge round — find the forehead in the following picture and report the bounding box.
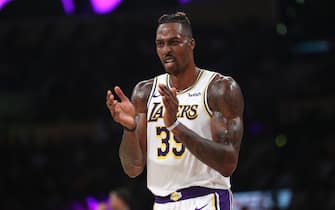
[156,23,184,39]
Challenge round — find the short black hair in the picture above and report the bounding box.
[158,12,193,37]
[111,187,131,207]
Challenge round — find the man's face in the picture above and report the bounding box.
[156,23,194,75]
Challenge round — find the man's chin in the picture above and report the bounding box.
[164,67,172,74]
[164,67,178,75]
[165,69,172,74]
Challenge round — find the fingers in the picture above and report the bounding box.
[106,90,115,106]
[158,84,168,96]
[158,84,178,101]
[171,87,177,98]
[106,87,133,124]
[114,86,129,102]
[158,84,178,111]
[107,90,111,98]
[157,84,178,126]
[158,84,175,98]
[106,90,118,117]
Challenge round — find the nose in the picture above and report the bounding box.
[161,44,172,55]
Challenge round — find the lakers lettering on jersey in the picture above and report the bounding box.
[146,69,231,196]
[148,103,199,122]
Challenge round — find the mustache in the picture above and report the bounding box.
[163,54,175,60]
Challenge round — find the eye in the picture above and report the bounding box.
[170,39,180,46]
[156,41,164,48]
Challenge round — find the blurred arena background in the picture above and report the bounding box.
[0,0,334,209]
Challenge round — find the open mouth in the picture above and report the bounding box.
[163,56,175,63]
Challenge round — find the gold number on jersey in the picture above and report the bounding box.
[156,126,170,158]
[156,126,185,159]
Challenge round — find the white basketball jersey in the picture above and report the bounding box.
[146,69,231,196]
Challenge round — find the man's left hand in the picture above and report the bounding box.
[158,83,179,128]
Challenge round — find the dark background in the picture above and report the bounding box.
[0,0,334,209]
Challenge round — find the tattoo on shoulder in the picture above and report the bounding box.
[132,79,154,112]
[208,75,242,111]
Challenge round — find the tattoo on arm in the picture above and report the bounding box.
[118,79,153,177]
[208,75,244,150]
[171,74,244,176]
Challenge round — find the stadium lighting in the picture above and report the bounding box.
[178,0,192,4]
[61,0,75,14]
[90,0,122,14]
[0,0,12,10]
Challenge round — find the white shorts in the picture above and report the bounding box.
[153,186,232,210]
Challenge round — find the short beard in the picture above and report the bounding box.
[164,65,180,75]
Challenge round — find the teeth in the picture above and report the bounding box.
[165,59,175,63]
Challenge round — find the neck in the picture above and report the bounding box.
[169,65,200,91]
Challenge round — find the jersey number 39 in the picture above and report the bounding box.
[156,126,185,159]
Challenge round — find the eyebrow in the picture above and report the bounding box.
[156,36,181,41]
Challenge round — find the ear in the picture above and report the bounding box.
[190,38,195,50]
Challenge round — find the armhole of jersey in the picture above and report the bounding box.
[147,77,158,109]
[203,72,218,117]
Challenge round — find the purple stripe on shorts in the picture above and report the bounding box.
[218,190,231,210]
[154,186,230,209]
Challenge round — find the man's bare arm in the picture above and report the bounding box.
[160,75,244,176]
[107,79,153,178]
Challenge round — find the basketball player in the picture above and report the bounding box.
[106,12,244,210]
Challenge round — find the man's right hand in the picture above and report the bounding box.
[106,86,136,130]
